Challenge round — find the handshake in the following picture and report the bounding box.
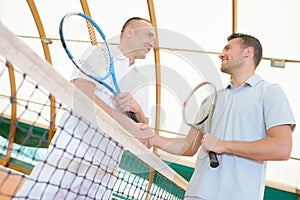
[133,122,220,156]
[134,123,156,149]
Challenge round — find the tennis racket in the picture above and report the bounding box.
[183,81,219,168]
[59,12,139,122]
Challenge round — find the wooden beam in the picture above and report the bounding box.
[27,0,56,145]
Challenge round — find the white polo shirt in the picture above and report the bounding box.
[70,45,150,118]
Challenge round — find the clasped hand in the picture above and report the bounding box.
[114,92,139,113]
[201,133,219,153]
[135,123,155,148]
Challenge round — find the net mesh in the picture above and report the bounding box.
[0,22,187,199]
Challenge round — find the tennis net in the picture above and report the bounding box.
[0,21,187,199]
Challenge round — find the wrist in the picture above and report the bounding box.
[217,140,227,154]
[149,134,158,148]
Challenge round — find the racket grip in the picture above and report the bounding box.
[126,111,139,123]
[208,151,219,168]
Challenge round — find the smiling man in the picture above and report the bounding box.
[146,33,296,200]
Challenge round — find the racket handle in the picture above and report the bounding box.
[126,111,139,123]
[208,151,219,168]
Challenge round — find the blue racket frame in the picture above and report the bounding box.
[59,12,139,122]
[59,12,121,96]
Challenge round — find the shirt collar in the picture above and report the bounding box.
[111,45,126,60]
[111,45,136,67]
[226,74,263,89]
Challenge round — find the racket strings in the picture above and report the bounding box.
[63,15,111,79]
[183,84,216,126]
[82,45,111,78]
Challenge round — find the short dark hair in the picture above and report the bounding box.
[121,17,151,34]
[227,33,263,67]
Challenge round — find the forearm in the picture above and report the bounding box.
[72,79,153,138]
[134,106,149,124]
[224,140,290,161]
[150,135,191,155]
[150,128,202,156]
[94,96,153,138]
[216,126,292,161]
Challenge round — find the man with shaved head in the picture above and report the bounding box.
[14,17,156,200]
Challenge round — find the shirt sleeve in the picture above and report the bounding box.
[263,84,296,132]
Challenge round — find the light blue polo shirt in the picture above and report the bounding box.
[185,74,296,200]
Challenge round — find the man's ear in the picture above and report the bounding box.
[123,25,134,38]
[243,46,254,59]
